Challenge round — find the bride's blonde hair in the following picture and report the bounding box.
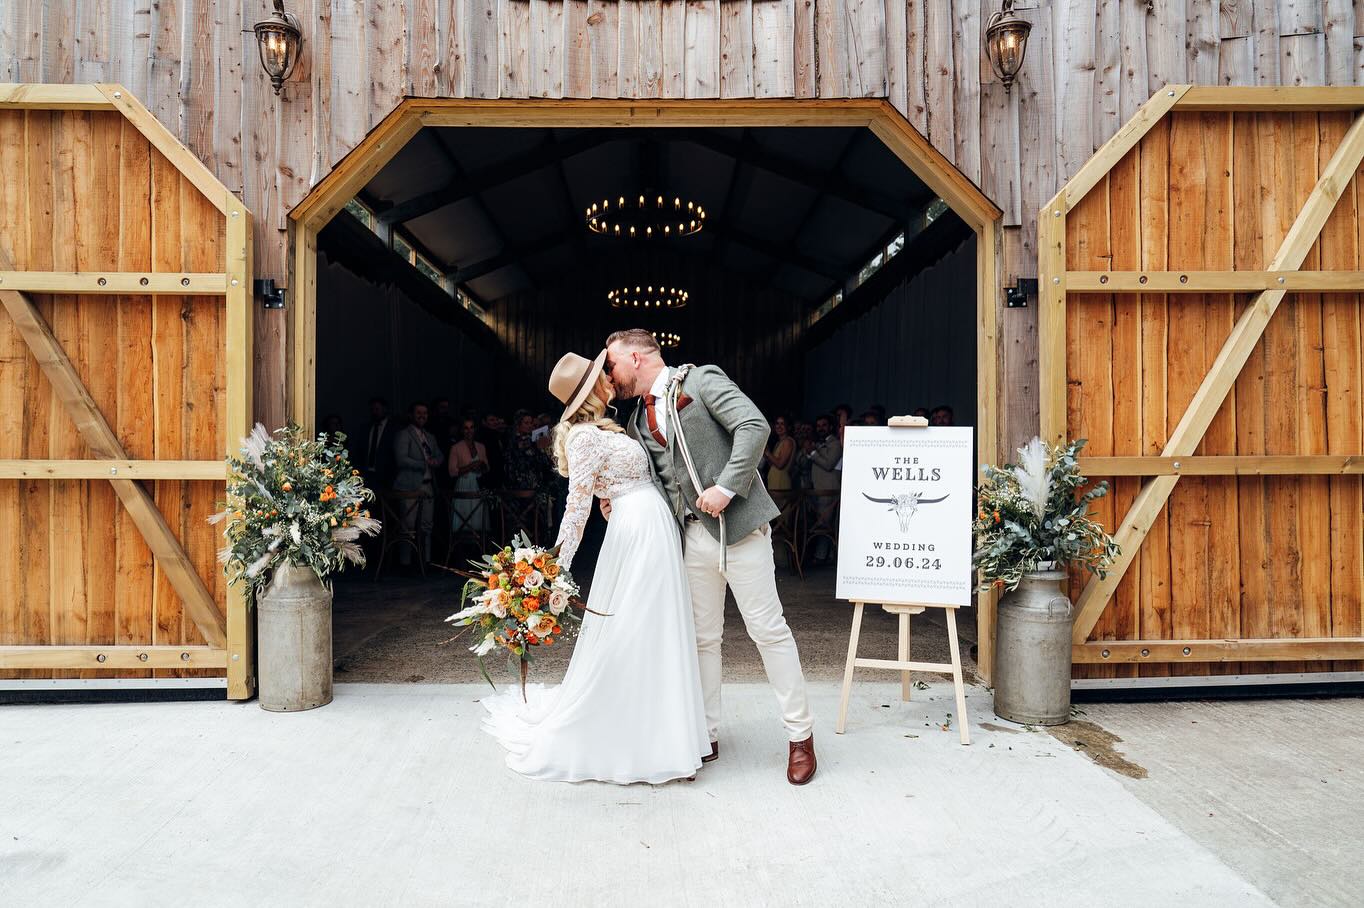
[552,373,624,477]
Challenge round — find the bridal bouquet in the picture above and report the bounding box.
[444,531,584,697]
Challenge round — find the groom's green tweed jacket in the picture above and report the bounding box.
[626,364,780,546]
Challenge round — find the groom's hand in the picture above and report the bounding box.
[696,486,732,518]
[599,498,612,520]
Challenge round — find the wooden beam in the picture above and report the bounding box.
[0,272,228,294]
[1174,86,1364,111]
[1067,270,1364,292]
[1079,455,1364,476]
[225,194,255,700]
[452,233,566,283]
[379,129,614,225]
[1038,192,1067,446]
[976,220,1003,685]
[0,247,228,649]
[1072,110,1364,645]
[680,129,920,221]
[1074,638,1364,663]
[0,460,228,480]
[411,97,885,129]
[866,101,1002,230]
[0,83,113,109]
[95,85,237,217]
[1061,85,1191,211]
[0,645,228,669]
[293,105,425,231]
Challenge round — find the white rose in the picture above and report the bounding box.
[548,589,569,616]
[526,570,544,588]
[514,547,536,564]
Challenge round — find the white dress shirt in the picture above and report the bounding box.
[648,368,734,499]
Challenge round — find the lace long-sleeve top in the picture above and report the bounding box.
[554,425,655,570]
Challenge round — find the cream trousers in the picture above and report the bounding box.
[684,520,813,742]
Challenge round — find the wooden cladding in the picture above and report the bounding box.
[0,99,250,693]
[1057,100,1364,678]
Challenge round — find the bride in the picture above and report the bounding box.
[479,350,710,784]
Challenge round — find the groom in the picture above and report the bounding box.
[603,329,816,785]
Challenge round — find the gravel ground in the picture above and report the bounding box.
[331,564,980,686]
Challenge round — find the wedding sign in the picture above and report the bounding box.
[835,426,975,606]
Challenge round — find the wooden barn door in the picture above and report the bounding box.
[0,85,253,697]
[1040,86,1364,682]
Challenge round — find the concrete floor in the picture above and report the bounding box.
[1065,698,1364,908]
[1,682,1276,907]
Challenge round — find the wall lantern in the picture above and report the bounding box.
[984,0,1032,91]
[253,0,303,96]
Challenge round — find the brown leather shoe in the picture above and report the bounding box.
[787,735,817,785]
[702,740,719,763]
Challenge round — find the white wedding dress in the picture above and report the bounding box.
[480,423,710,784]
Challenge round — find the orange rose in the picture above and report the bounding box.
[544,564,560,579]
[544,637,554,646]
[527,634,539,646]
[525,597,540,611]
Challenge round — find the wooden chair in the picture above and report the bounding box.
[835,600,970,745]
[768,488,804,578]
[443,489,491,565]
[800,489,841,565]
[498,489,543,546]
[373,489,428,581]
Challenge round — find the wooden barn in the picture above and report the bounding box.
[2,1,1363,698]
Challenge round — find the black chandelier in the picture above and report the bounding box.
[586,193,706,239]
[606,283,689,310]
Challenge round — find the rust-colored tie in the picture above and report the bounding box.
[643,394,668,447]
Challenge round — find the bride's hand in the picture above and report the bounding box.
[599,498,612,521]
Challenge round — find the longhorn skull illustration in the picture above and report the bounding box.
[862,491,950,532]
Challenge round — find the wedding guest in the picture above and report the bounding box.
[913,407,930,420]
[834,403,853,434]
[504,411,551,490]
[793,419,815,491]
[763,415,797,492]
[808,414,843,564]
[429,397,454,454]
[322,412,345,437]
[870,403,887,425]
[811,415,842,490]
[859,410,879,426]
[392,401,442,566]
[476,411,506,489]
[930,404,955,426]
[447,417,489,533]
[360,397,396,490]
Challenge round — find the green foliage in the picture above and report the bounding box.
[212,423,381,595]
[971,437,1119,592]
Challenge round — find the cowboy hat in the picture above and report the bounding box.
[548,349,609,423]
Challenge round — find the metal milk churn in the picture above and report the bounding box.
[257,562,334,712]
[992,569,1073,726]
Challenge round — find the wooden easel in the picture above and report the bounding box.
[834,415,971,745]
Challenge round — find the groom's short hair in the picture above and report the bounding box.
[605,328,661,355]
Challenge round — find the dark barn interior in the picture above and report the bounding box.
[316,124,977,434]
